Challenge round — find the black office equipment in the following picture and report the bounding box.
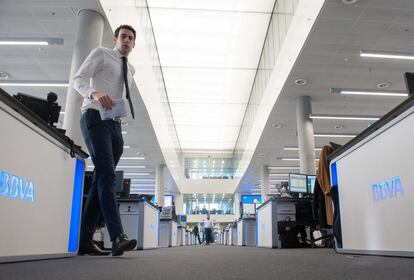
[278,219,299,248]
[83,171,93,194]
[14,92,61,127]
[329,142,342,152]
[404,72,414,96]
[121,178,131,198]
[114,170,124,196]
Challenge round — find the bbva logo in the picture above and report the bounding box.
[0,171,35,203]
[372,176,404,202]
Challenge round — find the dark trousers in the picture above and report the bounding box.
[80,109,124,242]
[194,233,201,244]
[205,228,212,244]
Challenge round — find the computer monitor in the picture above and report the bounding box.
[83,171,126,196]
[114,170,124,196]
[307,175,316,194]
[121,178,131,198]
[83,171,93,194]
[241,195,262,204]
[151,195,173,206]
[288,173,308,194]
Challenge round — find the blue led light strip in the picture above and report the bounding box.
[330,162,338,188]
[68,159,84,253]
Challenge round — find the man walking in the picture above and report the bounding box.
[73,24,137,256]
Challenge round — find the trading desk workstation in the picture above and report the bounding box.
[103,198,160,250]
[0,88,88,263]
[329,88,414,258]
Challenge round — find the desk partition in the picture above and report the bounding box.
[256,198,296,248]
[159,219,178,247]
[237,217,256,246]
[0,88,88,263]
[329,94,414,257]
[103,199,159,250]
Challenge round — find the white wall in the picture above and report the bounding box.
[176,179,240,194]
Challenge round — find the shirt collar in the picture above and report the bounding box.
[113,47,125,59]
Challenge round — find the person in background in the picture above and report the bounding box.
[73,24,138,257]
[203,217,214,245]
[192,224,201,244]
[200,219,205,244]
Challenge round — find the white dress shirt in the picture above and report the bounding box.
[204,220,213,229]
[72,47,135,113]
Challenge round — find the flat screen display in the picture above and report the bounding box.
[151,195,173,207]
[289,173,307,193]
[114,170,124,193]
[307,175,316,194]
[241,195,262,204]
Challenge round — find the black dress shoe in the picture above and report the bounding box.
[112,234,137,256]
[78,241,110,256]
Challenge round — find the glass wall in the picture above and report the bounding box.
[184,157,235,179]
[135,0,182,160]
[233,0,300,175]
[183,194,234,215]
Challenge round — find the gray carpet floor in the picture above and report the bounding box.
[1,245,414,280]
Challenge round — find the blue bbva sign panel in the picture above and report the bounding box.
[372,176,405,202]
[0,170,35,202]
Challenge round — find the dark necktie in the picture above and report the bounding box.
[121,56,135,119]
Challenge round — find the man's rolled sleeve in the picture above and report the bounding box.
[71,48,104,99]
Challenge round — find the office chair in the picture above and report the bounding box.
[295,199,334,248]
[309,180,334,248]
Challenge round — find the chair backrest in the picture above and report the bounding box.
[295,200,314,226]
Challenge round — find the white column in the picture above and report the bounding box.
[63,9,105,148]
[155,164,166,207]
[175,193,183,215]
[234,192,240,218]
[260,165,270,202]
[296,96,316,175]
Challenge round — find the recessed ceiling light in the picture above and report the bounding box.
[331,87,407,97]
[0,71,9,80]
[272,123,283,128]
[0,81,68,87]
[309,114,381,121]
[342,0,358,4]
[376,82,391,89]
[361,49,414,60]
[0,37,64,46]
[268,166,300,170]
[120,156,145,160]
[116,165,146,168]
[284,147,322,151]
[258,153,265,158]
[334,125,343,130]
[314,133,356,138]
[294,78,308,86]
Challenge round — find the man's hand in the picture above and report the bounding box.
[91,92,115,110]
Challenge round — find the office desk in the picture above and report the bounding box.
[0,88,88,263]
[230,222,238,246]
[329,93,414,257]
[237,217,256,246]
[103,198,159,250]
[159,219,178,247]
[256,198,296,248]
